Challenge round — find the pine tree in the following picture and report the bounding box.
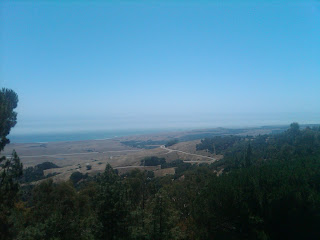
[0,88,23,240]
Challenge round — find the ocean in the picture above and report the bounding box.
[8,129,170,143]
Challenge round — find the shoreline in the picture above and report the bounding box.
[8,128,179,144]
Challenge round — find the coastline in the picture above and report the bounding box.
[8,128,178,144]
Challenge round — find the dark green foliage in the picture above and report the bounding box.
[0,151,23,239]
[0,88,23,240]
[86,164,92,170]
[190,123,320,239]
[36,161,59,170]
[244,143,252,167]
[165,139,179,147]
[160,159,196,178]
[0,151,23,202]
[0,88,18,151]
[94,164,129,239]
[174,162,195,177]
[178,128,253,142]
[16,180,98,240]
[70,171,87,185]
[141,156,166,166]
[160,159,184,169]
[145,189,182,240]
[196,135,244,154]
[121,140,167,149]
[21,162,60,183]
[193,157,320,240]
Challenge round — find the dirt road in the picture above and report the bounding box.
[160,145,216,161]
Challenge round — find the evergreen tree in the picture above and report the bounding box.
[0,88,18,151]
[0,88,23,240]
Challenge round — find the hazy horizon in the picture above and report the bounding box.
[1,1,319,135]
[9,112,320,136]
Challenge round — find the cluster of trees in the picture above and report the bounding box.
[196,135,244,154]
[121,140,167,149]
[217,123,320,170]
[70,171,88,185]
[165,139,179,147]
[1,88,320,239]
[140,156,166,166]
[21,162,60,183]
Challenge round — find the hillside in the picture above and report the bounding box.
[3,123,320,239]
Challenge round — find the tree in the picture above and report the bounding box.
[0,88,23,240]
[289,122,300,134]
[165,139,179,147]
[0,88,18,151]
[95,164,129,239]
[0,88,22,186]
[145,189,183,240]
[18,180,96,240]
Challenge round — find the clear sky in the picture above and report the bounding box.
[1,0,320,134]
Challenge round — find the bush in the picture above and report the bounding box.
[86,165,92,170]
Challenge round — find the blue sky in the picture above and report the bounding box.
[1,0,320,134]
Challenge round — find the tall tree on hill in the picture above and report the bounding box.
[0,88,23,240]
[0,88,18,151]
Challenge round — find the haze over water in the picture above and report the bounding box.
[9,111,320,143]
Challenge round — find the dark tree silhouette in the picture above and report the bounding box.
[0,88,23,240]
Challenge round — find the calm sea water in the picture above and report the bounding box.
[8,129,170,143]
